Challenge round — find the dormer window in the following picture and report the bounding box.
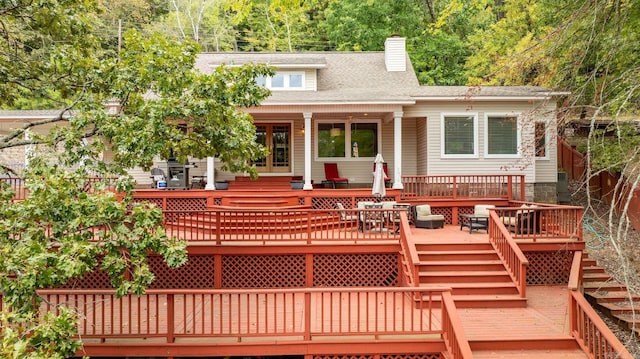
[256,71,305,90]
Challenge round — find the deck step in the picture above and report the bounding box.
[598,301,639,316]
[419,270,512,283]
[417,249,499,261]
[470,337,580,351]
[422,293,526,309]
[419,260,505,272]
[583,281,627,292]
[414,242,493,252]
[583,272,613,281]
[587,290,640,303]
[613,313,640,335]
[473,347,586,358]
[582,265,606,274]
[450,282,519,295]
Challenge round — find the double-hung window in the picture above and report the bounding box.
[442,114,477,157]
[256,71,304,90]
[316,120,379,159]
[486,114,520,157]
[535,122,547,159]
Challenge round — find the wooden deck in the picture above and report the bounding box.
[30,193,631,359]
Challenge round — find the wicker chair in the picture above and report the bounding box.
[413,204,445,229]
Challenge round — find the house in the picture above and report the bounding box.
[179,37,564,201]
[0,37,565,202]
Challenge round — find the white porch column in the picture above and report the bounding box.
[392,111,403,189]
[205,157,216,190]
[303,112,313,190]
[24,129,33,168]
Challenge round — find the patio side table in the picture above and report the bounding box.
[460,213,489,233]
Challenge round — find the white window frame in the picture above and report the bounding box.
[484,113,521,159]
[315,119,381,161]
[441,113,479,158]
[257,71,305,91]
[535,121,549,160]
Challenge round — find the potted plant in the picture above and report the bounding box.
[214,180,229,190]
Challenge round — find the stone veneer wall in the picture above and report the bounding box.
[533,182,559,204]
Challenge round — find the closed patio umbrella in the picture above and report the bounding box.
[372,153,386,200]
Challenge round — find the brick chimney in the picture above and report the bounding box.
[384,36,406,72]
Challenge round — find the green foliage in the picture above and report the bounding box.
[587,123,640,174]
[1,1,273,355]
[0,157,188,357]
[0,0,104,108]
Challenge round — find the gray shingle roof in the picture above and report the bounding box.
[196,52,421,104]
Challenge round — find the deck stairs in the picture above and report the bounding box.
[415,241,588,357]
[227,176,296,191]
[582,253,640,336]
[415,241,527,308]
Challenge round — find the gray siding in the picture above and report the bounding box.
[405,100,556,183]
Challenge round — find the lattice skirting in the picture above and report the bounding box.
[148,255,216,288]
[525,250,575,285]
[314,354,441,359]
[57,253,400,289]
[314,254,399,287]
[223,254,307,288]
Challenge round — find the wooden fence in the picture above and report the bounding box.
[558,137,640,234]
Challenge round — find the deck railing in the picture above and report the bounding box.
[496,202,584,242]
[487,211,529,298]
[0,176,117,201]
[164,208,407,244]
[567,251,634,359]
[401,175,525,201]
[0,176,27,200]
[440,291,474,359]
[35,287,449,343]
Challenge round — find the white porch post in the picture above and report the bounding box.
[24,129,33,168]
[205,157,215,190]
[303,112,313,190]
[392,111,403,189]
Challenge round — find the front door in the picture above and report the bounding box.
[254,124,291,173]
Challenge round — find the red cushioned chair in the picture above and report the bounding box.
[324,163,349,188]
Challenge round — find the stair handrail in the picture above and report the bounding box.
[440,291,474,359]
[567,251,634,359]
[487,210,529,298]
[398,212,420,286]
[568,251,583,291]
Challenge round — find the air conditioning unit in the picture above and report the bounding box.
[557,171,571,204]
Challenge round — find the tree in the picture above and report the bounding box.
[230,0,315,51]
[464,0,557,86]
[322,0,489,85]
[0,1,273,356]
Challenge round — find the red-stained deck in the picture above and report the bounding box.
[66,225,601,358]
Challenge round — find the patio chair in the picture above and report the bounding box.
[360,203,384,232]
[413,204,444,229]
[474,204,495,217]
[335,202,358,225]
[324,163,349,188]
[392,203,411,233]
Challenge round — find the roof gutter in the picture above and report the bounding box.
[413,92,571,101]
